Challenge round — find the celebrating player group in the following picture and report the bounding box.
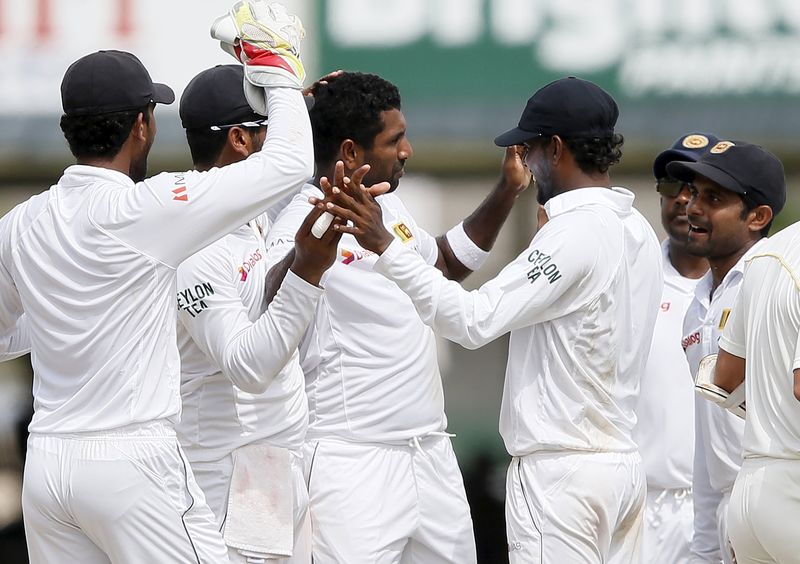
[0,1,796,563]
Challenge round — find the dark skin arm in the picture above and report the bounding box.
[265,164,389,304]
[434,146,530,281]
[314,149,530,280]
[261,205,344,307]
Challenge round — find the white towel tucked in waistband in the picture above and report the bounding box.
[224,443,293,559]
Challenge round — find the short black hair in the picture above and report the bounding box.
[60,104,151,160]
[185,128,229,169]
[563,133,624,174]
[308,72,401,166]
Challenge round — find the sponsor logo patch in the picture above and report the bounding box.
[172,173,188,202]
[177,282,214,318]
[238,249,263,282]
[525,248,562,284]
[393,222,414,243]
[682,331,701,350]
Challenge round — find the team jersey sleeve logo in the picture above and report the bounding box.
[393,222,414,243]
[719,308,732,329]
[177,282,215,318]
[525,249,562,284]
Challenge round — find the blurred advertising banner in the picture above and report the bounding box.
[316,0,800,146]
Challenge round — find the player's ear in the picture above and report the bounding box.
[550,135,564,164]
[340,139,360,169]
[746,204,773,234]
[228,127,250,158]
[131,112,148,143]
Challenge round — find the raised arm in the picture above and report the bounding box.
[435,146,530,281]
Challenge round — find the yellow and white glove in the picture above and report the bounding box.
[211,1,306,111]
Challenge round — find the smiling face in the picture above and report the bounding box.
[685,176,752,260]
[359,109,413,192]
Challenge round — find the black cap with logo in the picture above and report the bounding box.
[180,64,315,130]
[667,141,786,214]
[61,50,174,116]
[180,65,261,130]
[494,77,619,147]
[652,132,720,180]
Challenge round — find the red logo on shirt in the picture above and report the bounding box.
[682,331,701,350]
[340,248,374,265]
[660,301,671,312]
[238,249,263,282]
[172,174,188,202]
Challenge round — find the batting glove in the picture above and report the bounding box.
[211,1,306,91]
[694,354,746,419]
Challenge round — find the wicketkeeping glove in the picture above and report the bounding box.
[211,1,306,91]
[694,353,746,419]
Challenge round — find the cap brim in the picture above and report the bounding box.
[653,149,694,180]
[152,82,175,105]
[494,127,540,147]
[666,161,747,195]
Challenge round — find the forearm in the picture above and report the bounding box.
[264,249,295,305]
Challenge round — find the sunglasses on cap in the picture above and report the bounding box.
[655,177,690,198]
[209,118,269,131]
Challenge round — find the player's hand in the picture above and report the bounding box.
[501,146,532,194]
[291,205,344,286]
[211,1,306,89]
[303,69,343,98]
[309,161,393,254]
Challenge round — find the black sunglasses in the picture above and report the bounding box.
[656,177,690,198]
[209,118,269,131]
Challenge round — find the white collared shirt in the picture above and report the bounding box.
[374,187,663,455]
[633,240,702,490]
[0,88,312,434]
[682,238,764,561]
[264,183,445,443]
[720,223,800,461]
[176,217,321,463]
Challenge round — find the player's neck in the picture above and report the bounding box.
[667,241,708,279]
[708,239,759,293]
[76,156,132,180]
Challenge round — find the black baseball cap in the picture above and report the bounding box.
[653,132,720,180]
[180,64,315,130]
[61,50,174,116]
[667,141,786,214]
[494,77,618,147]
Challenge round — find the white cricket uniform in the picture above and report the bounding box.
[633,240,701,564]
[0,88,312,563]
[176,217,322,563]
[719,224,800,563]
[373,187,662,563]
[265,183,476,564]
[682,241,764,564]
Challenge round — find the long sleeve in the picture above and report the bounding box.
[373,212,606,349]
[105,88,313,267]
[177,241,322,394]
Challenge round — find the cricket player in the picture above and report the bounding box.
[321,77,663,563]
[714,217,800,564]
[668,141,785,564]
[0,4,314,561]
[633,133,713,563]
[265,71,530,564]
[175,64,349,563]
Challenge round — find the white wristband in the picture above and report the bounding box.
[446,222,489,271]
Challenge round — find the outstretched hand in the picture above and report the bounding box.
[291,204,345,286]
[308,161,393,254]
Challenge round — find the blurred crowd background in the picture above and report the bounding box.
[2,1,800,562]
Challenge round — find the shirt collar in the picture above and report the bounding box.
[61,165,136,189]
[692,237,769,305]
[544,187,635,219]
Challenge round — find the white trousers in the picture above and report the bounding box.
[728,458,800,564]
[304,435,476,564]
[191,450,311,563]
[642,487,693,564]
[505,450,645,564]
[23,421,229,564]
